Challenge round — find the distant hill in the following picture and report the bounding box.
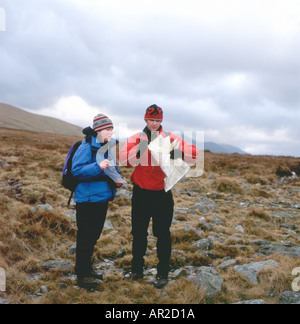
[0,103,83,137]
[183,134,248,155]
[120,133,248,155]
[204,142,247,154]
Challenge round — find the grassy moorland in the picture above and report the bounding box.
[0,128,299,304]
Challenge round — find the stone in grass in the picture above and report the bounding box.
[234,260,279,284]
[31,204,54,213]
[233,299,268,304]
[192,267,223,299]
[41,260,72,271]
[277,291,300,304]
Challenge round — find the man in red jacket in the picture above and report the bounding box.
[119,104,200,288]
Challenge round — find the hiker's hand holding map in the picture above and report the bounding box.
[99,159,110,170]
[148,135,191,192]
[97,152,127,188]
[104,159,128,187]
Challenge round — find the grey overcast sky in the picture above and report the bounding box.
[0,0,299,156]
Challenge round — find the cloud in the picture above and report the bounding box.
[0,0,299,155]
[35,95,141,139]
[35,96,101,128]
[0,7,5,31]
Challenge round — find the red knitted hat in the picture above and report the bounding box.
[144,104,163,121]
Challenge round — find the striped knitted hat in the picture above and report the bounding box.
[93,114,114,132]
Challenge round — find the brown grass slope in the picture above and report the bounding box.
[0,103,82,137]
[0,128,299,304]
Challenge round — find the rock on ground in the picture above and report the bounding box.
[277,291,300,304]
[192,267,223,299]
[233,299,268,304]
[234,260,279,284]
[41,260,72,271]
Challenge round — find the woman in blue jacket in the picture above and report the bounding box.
[71,113,125,290]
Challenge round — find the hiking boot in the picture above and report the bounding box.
[77,277,99,290]
[154,274,169,289]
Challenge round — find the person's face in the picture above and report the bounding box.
[97,128,114,143]
[145,119,162,132]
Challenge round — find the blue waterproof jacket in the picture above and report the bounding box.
[71,135,118,203]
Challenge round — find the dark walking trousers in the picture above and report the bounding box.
[131,185,174,276]
[75,202,108,279]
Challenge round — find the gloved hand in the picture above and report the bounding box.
[170,149,184,160]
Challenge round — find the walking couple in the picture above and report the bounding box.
[71,104,200,290]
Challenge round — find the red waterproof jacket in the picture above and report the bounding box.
[119,127,200,191]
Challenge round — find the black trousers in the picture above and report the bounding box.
[75,202,108,279]
[131,185,174,276]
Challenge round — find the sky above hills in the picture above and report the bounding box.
[0,0,299,156]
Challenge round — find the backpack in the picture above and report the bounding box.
[62,141,83,205]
